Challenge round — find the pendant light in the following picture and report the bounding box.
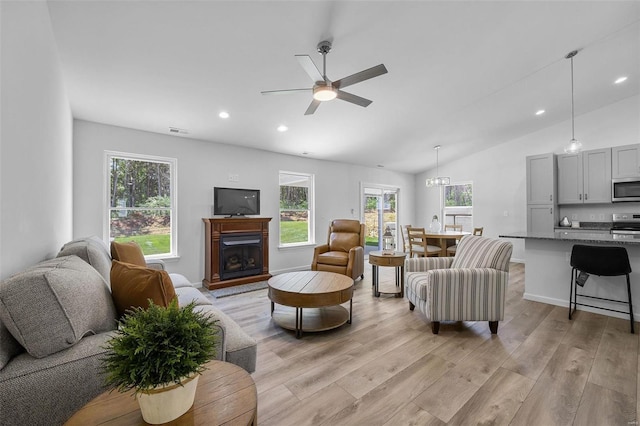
[425,145,450,187]
[563,50,582,154]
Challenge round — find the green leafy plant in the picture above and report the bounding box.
[102,299,218,394]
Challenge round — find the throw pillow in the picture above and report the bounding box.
[0,256,117,358]
[110,241,146,267]
[110,260,177,317]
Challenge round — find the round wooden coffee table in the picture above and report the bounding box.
[268,271,354,338]
[64,361,257,425]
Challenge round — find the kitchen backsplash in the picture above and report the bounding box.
[558,203,640,224]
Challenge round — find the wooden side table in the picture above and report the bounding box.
[65,360,257,425]
[369,251,407,298]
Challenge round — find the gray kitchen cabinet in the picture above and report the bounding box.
[526,153,556,205]
[528,205,556,234]
[557,148,611,204]
[612,144,640,178]
[526,153,556,232]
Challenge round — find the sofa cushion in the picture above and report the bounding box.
[450,235,513,272]
[110,260,177,317]
[317,251,349,266]
[0,256,117,358]
[58,236,112,284]
[0,320,23,370]
[110,241,147,267]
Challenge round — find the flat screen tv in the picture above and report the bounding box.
[213,187,260,217]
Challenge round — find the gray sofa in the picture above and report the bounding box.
[0,236,256,426]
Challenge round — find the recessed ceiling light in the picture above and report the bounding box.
[535,109,545,116]
[218,111,230,119]
[615,76,628,84]
[277,125,288,132]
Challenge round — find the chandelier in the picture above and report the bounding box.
[425,145,450,187]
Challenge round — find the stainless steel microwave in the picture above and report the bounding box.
[612,177,640,202]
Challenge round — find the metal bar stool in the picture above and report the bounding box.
[569,244,634,333]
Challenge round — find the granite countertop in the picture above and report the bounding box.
[500,230,640,245]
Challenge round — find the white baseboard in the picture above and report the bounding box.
[523,292,637,321]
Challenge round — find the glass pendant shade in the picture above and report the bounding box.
[425,145,450,187]
[564,138,582,154]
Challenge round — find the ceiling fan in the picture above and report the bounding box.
[261,40,388,115]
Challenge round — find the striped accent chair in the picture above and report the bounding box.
[405,235,513,334]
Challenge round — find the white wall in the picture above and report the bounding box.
[72,120,415,284]
[415,95,640,262]
[0,2,73,280]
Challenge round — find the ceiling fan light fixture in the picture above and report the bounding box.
[313,85,337,101]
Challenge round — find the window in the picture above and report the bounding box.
[106,152,177,257]
[279,171,314,246]
[443,182,473,231]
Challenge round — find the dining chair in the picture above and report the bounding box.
[445,224,463,255]
[407,227,440,258]
[400,224,411,253]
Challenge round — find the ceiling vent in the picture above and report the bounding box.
[169,127,188,135]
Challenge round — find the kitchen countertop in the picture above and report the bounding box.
[499,231,640,245]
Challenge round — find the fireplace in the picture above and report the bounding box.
[219,233,262,281]
[202,217,271,290]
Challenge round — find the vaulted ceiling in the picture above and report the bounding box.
[47,1,640,173]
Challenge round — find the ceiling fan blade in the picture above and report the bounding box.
[296,55,324,82]
[333,64,388,89]
[336,90,372,107]
[261,88,312,95]
[304,99,321,115]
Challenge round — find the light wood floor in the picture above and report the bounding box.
[204,263,639,425]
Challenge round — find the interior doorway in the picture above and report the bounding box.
[361,185,399,255]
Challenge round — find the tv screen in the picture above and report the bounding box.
[214,187,260,216]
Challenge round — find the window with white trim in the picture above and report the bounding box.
[279,171,314,246]
[106,152,177,257]
[443,182,473,232]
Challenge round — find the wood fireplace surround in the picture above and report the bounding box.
[202,217,271,290]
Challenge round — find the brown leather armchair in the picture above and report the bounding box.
[312,219,365,280]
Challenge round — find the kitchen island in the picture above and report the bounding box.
[499,231,640,321]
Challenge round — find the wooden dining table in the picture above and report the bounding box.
[423,230,471,256]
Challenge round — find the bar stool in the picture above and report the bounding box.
[569,244,634,333]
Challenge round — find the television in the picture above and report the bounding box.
[213,187,260,217]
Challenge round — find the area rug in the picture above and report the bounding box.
[209,281,268,298]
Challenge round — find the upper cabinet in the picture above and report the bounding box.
[557,148,611,204]
[612,144,640,178]
[526,153,556,205]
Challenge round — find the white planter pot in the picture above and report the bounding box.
[135,374,199,424]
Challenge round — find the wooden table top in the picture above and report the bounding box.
[268,271,354,308]
[65,360,257,426]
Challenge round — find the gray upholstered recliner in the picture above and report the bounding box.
[312,219,365,281]
[405,235,513,334]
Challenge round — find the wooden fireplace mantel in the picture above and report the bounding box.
[202,217,272,290]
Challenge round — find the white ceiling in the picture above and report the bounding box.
[47,1,640,174]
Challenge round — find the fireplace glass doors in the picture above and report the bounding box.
[219,233,263,281]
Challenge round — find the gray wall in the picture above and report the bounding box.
[72,120,416,284]
[415,95,640,262]
[0,1,73,280]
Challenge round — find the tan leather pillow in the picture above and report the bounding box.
[110,260,177,317]
[110,241,146,267]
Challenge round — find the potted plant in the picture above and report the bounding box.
[101,299,218,424]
